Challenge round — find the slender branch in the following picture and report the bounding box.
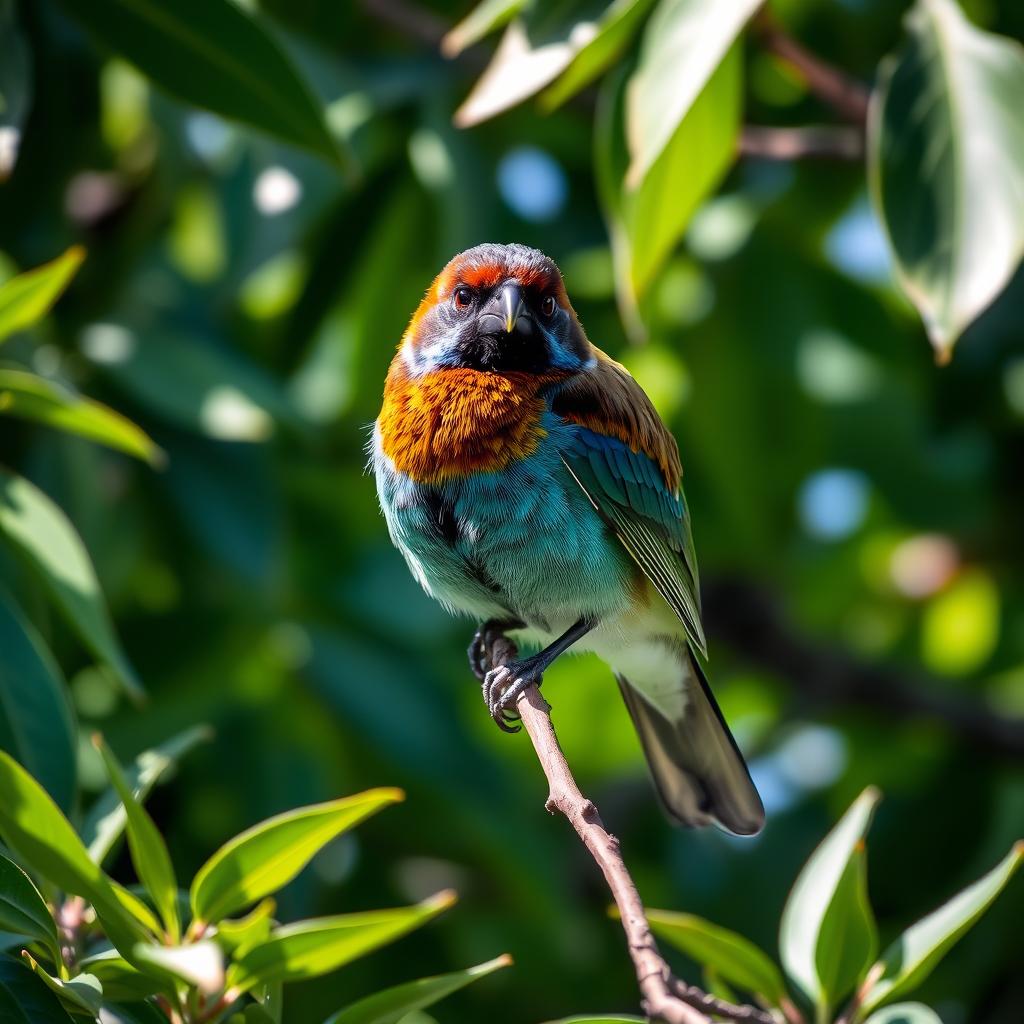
[753,11,870,124]
[702,578,1024,759]
[359,0,446,47]
[486,635,777,1024]
[739,125,862,161]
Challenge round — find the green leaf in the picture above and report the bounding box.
[323,954,512,1024]
[0,590,77,813]
[190,788,403,926]
[21,953,103,1017]
[94,737,179,942]
[779,787,880,1013]
[82,724,212,867]
[868,0,1024,362]
[0,957,76,1023]
[132,940,224,996]
[646,909,787,1003]
[442,0,526,57]
[109,880,163,936]
[625,0,761,186]
[77,949,168,1002]
[0,750,143,956]
[863,1004,943,1024]
[215,898,276,956]
[55,0,349,172]
[540,0,655,111]
[0,368,161,465]
[861,842,1023,1013]
[0,469,143,702]
[0,854,61,965]
[0,248,84,345]
[228,891,456,993]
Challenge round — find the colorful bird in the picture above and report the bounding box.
[373,243,764,836]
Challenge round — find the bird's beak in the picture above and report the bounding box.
[498,282,525,335]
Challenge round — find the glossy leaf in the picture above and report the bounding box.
[56,0,349,171]
[0,247,84,345]
[0,957,75,1023]
[191,788,403,925]
[863,1004,943,1024]
[21,953,102,1016]
[0,469,143,702]
[0,591,77,813]
[646,909,786,1003]
[109,881,163,936]
[324,953,512,1024]
[0,368,161,465]
[83,724,212,867]
[0,750,142,955]
[228,891,456,993]
[779,787,880,1010]
[625,0,761,185]
[77,949,167,1002]
[868,0,1024,362]
[95,737,180,942]
[442,0,526,57]
[133,940,224,995]
[215,898,276,956]
[0,854,61,965]
[861,842,1023,1013]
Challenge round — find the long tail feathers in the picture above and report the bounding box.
[616,652,764,836]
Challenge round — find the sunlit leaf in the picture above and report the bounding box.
[133,940,224,996]
[214,899,276,956]
[0,248,84,345]
[191,788,404,925]
[21,953,102,1016]
[83,724,212,867]
[228,891,456,993]
[646,909,787,1003]
[109,880,163,936]
[95,737,180,942]
[324,953,512,1024]
[868,0,1024,362]
[779,787,880,1013]
[442,0,526,58]
[77,949,168,1002]
[0,368,161,465]
[861,843,1023,1013]
[0,750,143,955]
[0,591,77,813]
[863,1004,943,1024]
[625,0,761,185]
[55,0,350,171]
[0,957,75,1023]
[0,854,61,965]
[0,469,143,702]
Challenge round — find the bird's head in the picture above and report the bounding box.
[398,243,593,377]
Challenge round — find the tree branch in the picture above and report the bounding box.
[702,577,1024,759]
[739,125,863,161]
[485,634,778,1024]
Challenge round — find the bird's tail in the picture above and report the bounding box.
[615,643,764,836]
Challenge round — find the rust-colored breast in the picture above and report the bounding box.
[378,360,567,483]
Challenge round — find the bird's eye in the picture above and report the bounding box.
[452,286,474,311]
[541,294,557,318]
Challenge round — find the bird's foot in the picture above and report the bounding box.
[483,656,544,733]
[468,618,523,682]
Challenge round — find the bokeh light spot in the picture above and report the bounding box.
[825,196,891,284]
[497,146,567,222]
[253,166,301,215]
[798,468,870,540]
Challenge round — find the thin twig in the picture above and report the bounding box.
[359,0,446,47]
[739,125,862,161]
[753,10,870,124]
[486,635,778,1024]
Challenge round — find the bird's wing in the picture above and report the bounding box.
[553,352,706,658]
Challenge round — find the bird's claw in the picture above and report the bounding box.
[483,660,543,733]
[468,618,522,682]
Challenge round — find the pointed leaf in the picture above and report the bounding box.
[83,724,211,866]
[0,591,77,813]
[191,788,403,926]
[55,0,349,171]
[646,909,786,1003]
[215,899,276,957]
[0,750,143,955]
[0,248,84,345]
[625,0,761,186]
[95,737,179,942]
[0,854,61,965]
[442,0,526,57]
[133,940,224,996]
[861,842,1023,1013]
[324,954,512,1024]
[0,957,75,1023]
[864,1004,942,1024]
[0,369,161,465]
[21,953,103,1016]
[0,469,143,702]
[779,787,880,1010]
[228,891,456,993]
[77,949,168,1002]
[868,0,1024,361]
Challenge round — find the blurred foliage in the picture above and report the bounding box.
[0,0,1023,1022]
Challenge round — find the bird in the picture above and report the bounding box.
[373,242,764,836]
